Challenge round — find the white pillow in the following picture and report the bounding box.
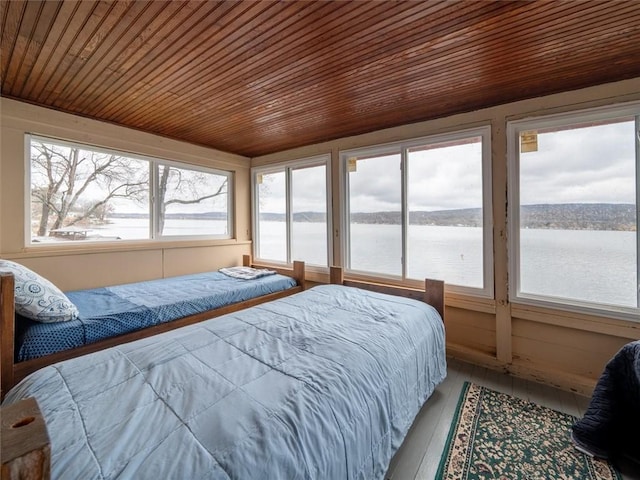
[0,259,79,322]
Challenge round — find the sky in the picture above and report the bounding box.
[519,121,636,206]
[259,118,636,214]
[35,119,635,217]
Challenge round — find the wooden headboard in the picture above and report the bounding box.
[329,266,445,321]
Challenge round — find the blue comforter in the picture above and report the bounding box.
[16,271,296,361]
[4,284,446,480]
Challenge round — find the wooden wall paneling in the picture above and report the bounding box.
[511,318,633,380]
[445,307,496,356]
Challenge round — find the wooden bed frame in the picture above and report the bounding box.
[328,266,445,321]
[1,265,445,478]
[0,255,305,399]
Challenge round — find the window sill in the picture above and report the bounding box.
[511,300,640,336]
[10,238,251,258]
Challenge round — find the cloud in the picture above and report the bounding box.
[520,121,635,205]
[257,120,636,214]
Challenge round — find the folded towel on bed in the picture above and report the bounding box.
[219,266,277,280]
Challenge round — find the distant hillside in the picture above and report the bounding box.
[258,204,636,231]
[520,204,636,231]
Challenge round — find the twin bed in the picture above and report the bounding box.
[1,262,446,479]
[1,255,305,398]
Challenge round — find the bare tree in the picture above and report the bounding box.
[31,141,228,238]
[31,142,148,236]
[157,165,227,234]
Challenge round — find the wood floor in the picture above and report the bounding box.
[386,357,639,480]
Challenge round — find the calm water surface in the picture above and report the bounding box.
[64,218,638,308]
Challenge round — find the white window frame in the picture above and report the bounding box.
[340,126,493,298]
[507,101,640,321]
[251,154,332,268]
[25,134,233,245]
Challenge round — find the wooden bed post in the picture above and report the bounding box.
[424,278,445,321]
[242,254,251,267]
[292,261,306,290]
[1,273,15,400]
[329,266,344,285]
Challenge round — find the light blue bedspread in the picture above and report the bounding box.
[16,271,296,361]
[4,284,446,480]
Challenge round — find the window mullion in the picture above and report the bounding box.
[286,168,293,265]
[342,158,351,270]
[401,149,408,280]
[636,115,640,308]
[150,162,158,240]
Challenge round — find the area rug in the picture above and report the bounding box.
[436,382,621,479]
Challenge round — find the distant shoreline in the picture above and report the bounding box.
[108,203,637,231]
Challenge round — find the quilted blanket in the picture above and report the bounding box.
[572,340,640,462]
[4,284,446,480]
[16,270,296,361]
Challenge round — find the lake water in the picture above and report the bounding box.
[80,218,639,308]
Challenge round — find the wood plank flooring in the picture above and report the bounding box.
[386,357,640,480]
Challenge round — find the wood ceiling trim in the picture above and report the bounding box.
[221,5,640,128]
[14,1,79,99]
[109,1,389,125]
[25,1,97,104]
[122,2,498,137]
[73,1,224,115]
[2,0,639,157]
[3,1,55,94]
[196,2,499,118]
[97,1,289,120]
[1,1,28,85]
[54,0,176,110]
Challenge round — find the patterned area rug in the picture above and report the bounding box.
[436,382,622,479]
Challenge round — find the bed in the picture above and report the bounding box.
[1,267,446,479]
[0,255,305,398]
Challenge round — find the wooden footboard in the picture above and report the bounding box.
[1,256,305,400]
[329,266,445,321]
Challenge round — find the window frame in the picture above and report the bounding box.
[251,154,332,268]
[339,126,493,298]
[507,101,640,321]
[25,134,233,246]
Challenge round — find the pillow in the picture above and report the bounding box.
[0,259,79,323]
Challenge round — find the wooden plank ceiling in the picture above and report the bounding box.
[2,0,640,158]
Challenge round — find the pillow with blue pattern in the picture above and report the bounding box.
[0,259,79,323]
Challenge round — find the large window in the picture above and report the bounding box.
[28,136,232,244]
[253,155,330,267]
[341,127,492,296]
[508,103,639,318]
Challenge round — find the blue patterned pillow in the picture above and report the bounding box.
[0,259,79,323]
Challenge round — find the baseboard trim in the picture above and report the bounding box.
[446,343,597,397]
